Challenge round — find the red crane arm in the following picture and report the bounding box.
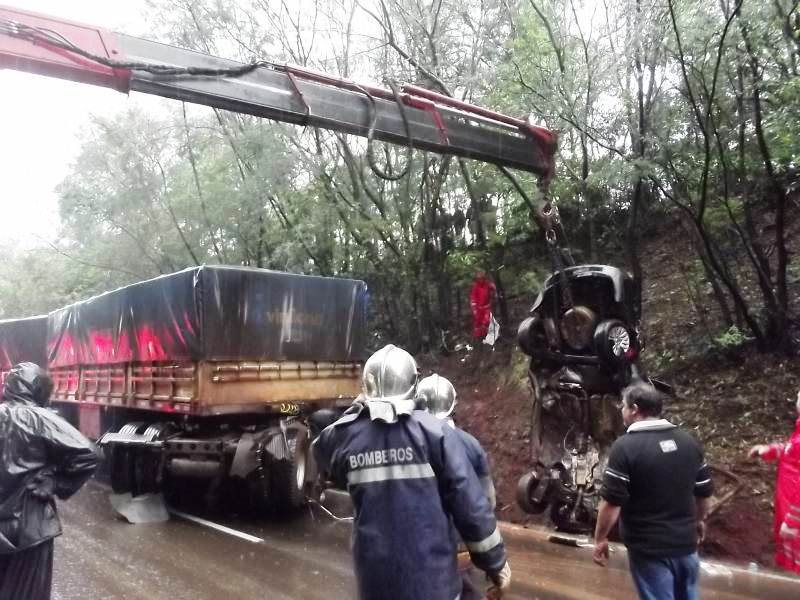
[0,4,557,177]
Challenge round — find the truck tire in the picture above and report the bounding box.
[244,466,271,515]
[109,446,134,494]
[269,427,308,513]
[108,422,174,496]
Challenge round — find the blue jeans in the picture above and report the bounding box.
[628,551,699,600]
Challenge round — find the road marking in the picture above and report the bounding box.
[501,521,800,586]
[701,563,732,576]
[170,509,265,545]
[702,560,800,585]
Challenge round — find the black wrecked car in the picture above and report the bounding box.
[516,264,666,533]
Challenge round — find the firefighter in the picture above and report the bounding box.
[417,374,496,509]
[0,363,98,599]
[748,390,800,574]
[469,271,496,341]
[313,345,511,600]
[417,373,499,600]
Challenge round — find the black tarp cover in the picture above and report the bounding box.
[47,266,368,367]
[0,316,48,370]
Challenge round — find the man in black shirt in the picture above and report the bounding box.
[593,382,713,600]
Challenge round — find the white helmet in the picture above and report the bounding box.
[362,344,418,404]
[417,374,457,419]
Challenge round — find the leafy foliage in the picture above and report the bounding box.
[0,0,796,355]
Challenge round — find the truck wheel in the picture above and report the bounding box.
[132,450,161,495]
[269,428,308,513]
[109,447,134,494]
[108,422,174,496]
[244,467,271,514]
[134,422,175,495]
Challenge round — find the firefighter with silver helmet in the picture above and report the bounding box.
[313,345,511,600]
[417,374,496,510]
[418,374,502,600]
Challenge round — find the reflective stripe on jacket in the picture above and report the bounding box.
[313,402,506,600]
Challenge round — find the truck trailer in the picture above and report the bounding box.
[14,265,367,512]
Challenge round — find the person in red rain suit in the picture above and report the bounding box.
[469,271,496,341]
[749,390,800,574]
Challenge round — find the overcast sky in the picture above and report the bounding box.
[0,1,149,245]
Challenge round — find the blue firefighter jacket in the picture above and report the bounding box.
[452,426,496,510]
[313,400,506,600]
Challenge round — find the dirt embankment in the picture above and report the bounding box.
[420,348,537,525]
[422,342,797,567]
[426,209,799,566]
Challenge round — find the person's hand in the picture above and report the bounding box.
[748,444,769,459]
[697,519,707,543]
[779,521,799,540]
[486,561,511,599]
[593,539,610,566]
[26,472,56,500]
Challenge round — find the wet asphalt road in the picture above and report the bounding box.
[52,482,800,599]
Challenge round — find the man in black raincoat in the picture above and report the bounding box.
[0,362,98,599]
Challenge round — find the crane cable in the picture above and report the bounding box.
[0,17,268,77]
[355,79,414,182]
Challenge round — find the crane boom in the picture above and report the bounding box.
[0,4,556,177]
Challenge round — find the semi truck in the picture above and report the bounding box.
[3,266,367,511]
